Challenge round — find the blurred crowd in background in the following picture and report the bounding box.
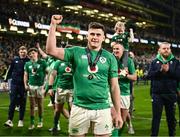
[0,1,179,84]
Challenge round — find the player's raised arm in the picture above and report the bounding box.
[129,28,134,43]
[46,15,65,60]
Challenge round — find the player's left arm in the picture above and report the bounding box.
[110,77,123,128]
[125,59,137,81]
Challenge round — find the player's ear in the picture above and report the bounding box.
[103,35,105,41]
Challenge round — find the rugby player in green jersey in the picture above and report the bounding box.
[24,48,48,130]
[46,15,123,136]
[36,43,69,131]
[112,43,137,136]
[48,59,73,135]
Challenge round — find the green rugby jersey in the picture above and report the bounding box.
[117,57,136,95]
[111,32,130,50]
[53,60,73,90]
[64,46,118,110]
[24,59,47,86]
[44,56,57,92]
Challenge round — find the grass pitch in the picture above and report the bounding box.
[0,83,179,136]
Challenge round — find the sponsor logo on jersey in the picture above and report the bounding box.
[61,63,65,66]
[81,55,87,59]
[65,67,71,72]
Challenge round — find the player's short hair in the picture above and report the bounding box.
[28,48,38,55]
[159,42,171,46]
[88,22,105,33]
[19,46,27,51]
[114,21,125,31]
[158,42,171,48]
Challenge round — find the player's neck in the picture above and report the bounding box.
[87,45,101,51]
[31,58,38,62]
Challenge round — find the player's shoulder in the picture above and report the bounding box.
[65,45,85,52]
[25,60,31,66]
[38,59,47,65]
[102,49,115,58]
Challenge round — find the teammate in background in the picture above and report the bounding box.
[112,43,137,136]
[24,48,48,130]
[48,55,73,135]
[46,15,123,136]
[111,21,134,68]
[36,42,69,131]
[148,42,180,136]
[4,46,29,128]
[36,42,56,107]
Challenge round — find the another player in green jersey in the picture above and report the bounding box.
[111,21,134,68]
[36,43,69,131]
[46,15,123,136]
[24,48,48,130]
[36,42,56,107]
[112,43,137,136]
[48,59,73,135]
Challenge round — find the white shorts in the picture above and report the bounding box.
[28,85,44,98]
[120,95,130,109]
[55,88,73,104]
[69,105,112,135]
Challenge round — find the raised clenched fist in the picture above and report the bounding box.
[51,15,63,25]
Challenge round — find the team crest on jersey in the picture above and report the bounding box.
[122,34,126,38]
[31,64,40,75]
[99,57,106,64]
[65,67,71,72]
[88,65,98,73]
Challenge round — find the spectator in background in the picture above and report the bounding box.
[4,46,29,128]
[148,42,180,136]
[135,66,144,85]
[46,15,123,136]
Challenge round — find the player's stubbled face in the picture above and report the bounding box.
[87,28,105,50]
[113,44,124,58]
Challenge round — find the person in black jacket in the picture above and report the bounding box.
[177,82,180,127]
[148,42,180,136]
[4,46,29,128]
